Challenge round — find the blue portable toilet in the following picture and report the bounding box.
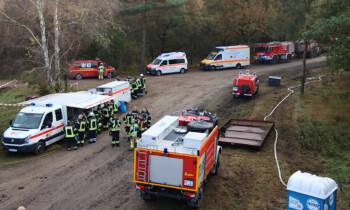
[287,171,338,210]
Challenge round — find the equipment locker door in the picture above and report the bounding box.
[149,155,183,187]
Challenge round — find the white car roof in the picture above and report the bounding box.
[157,52,186,60]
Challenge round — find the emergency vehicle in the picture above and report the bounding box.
[233,70,259,99]
[69,59,116,80]
[254,41,295,63]
[295,40,320,58]
[134,115,221,208]
[1,91,120,155]
[146,52,187,76]
[200,45,250,71]
[93,81,131,103]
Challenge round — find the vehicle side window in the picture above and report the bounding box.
[55,109,63,121]
[75,63,81,68]
[161,60,167,66]
[215,54,222,60]
[169,60,176,65]
[91,62,97,68]
[42,112,53,129]
[176,59,185,64]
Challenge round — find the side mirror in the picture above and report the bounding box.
[9,120,12,126]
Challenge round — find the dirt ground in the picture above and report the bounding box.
[0,57,326,210]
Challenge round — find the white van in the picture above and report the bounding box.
[146,52,188,76]
[1,92,115,155]
[200,45,250,71]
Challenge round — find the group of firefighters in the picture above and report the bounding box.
[115,74,147,99]
[62,102,151,151]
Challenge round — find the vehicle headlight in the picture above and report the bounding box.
[24,136,30,143]
[184,179,194,187]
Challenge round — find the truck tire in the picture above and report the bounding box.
[240,84,250,94]
[211,154,220,175]
[140,191,154,201]
[236,63,241,69]
[255,86,259,95]
[187,121,214,133]
[180,68,185,74]
[75,73,83,80]
[210,65,216,71]
[34,141,45,155]
[186,185,203,208]
[272,55,278,64]
[156,71,162,76]
[286,54,291,62]
[107,71,112,79]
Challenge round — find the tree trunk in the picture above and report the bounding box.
[54,0,60,92]
[301,39,307,95]
[139,12,146,73]
[35,0,52,85]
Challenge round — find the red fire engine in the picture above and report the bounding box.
[295,40,320,58]
[69,59,116,80]
[134,115,221,208]
[233,70,259,99]
[254,41,295,64]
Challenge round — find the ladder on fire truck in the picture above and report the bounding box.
[137,148,149,182]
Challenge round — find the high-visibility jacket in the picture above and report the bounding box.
[141,77,146,89]
[102,107,110,118]
[125,78,132,83]
[88,117,97,130]
[123,114,133,126]
[62,125,77,138]
[112,103,118,113]
[108,104,114,113]
[131,110,139,119]
[110,117,121,131]
[141,111,151,124]
[129,123,138,136]
[76,119,86,132]
[136,78,142,88]
[98,65,105,73]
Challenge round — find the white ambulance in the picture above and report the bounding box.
[1,91,115,155]
[146,52,188,76]
[200,45,250,71]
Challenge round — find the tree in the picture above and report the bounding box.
[304,0,350,72]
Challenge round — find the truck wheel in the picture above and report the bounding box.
[272,55,278,64]
[34,141,45,155]
[236,63,241,69]
[107,72,112,79]
[210,65,216,71]
[180,68,185,74]
[211,154,220,175]
[286,54,291,62]
[156,71,162,76]
[75,73,83,80]
[140,191,154,201]
[255,86,259,95]
[187,121,214,133]
[186,185,203,208]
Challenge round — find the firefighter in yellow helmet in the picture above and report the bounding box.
[128,118,138,151]
[98,63,105,80]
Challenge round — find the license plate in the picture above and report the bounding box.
[8,148,18,152]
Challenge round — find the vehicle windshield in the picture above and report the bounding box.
[255,47,269,52]
[206,53,217,60]
[152,59,162,65]
[12,113,43,129]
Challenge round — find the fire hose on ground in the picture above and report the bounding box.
[264,75,325,188]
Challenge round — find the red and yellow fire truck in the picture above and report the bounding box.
[254,41,295,64]
[69,59,116,80]
[134,115,221,208]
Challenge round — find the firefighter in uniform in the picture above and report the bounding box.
[140,74,147,95]
[76,114,87,146]
[102,103,110,129]
[135,77,142,97]
[123,110,133,141]
[137,114,146,138]
[125,75,132,83]
[115,76,120,81]
[88,112,98,143]
[128,118,138,151]
[62,120,78,151]
[141,107,151,130]
[110,112,121,147]
[98,63,105,80]
[131,106,139,119]
[131,80,138,99]
[96,109,102,133]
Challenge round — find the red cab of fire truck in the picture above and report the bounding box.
[295,40,320,58]
[134,115,222,208]
[254,41,294,64]
[69,59,116,80]
[233,70,259,99]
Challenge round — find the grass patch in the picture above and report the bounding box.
[294,71,350,208]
